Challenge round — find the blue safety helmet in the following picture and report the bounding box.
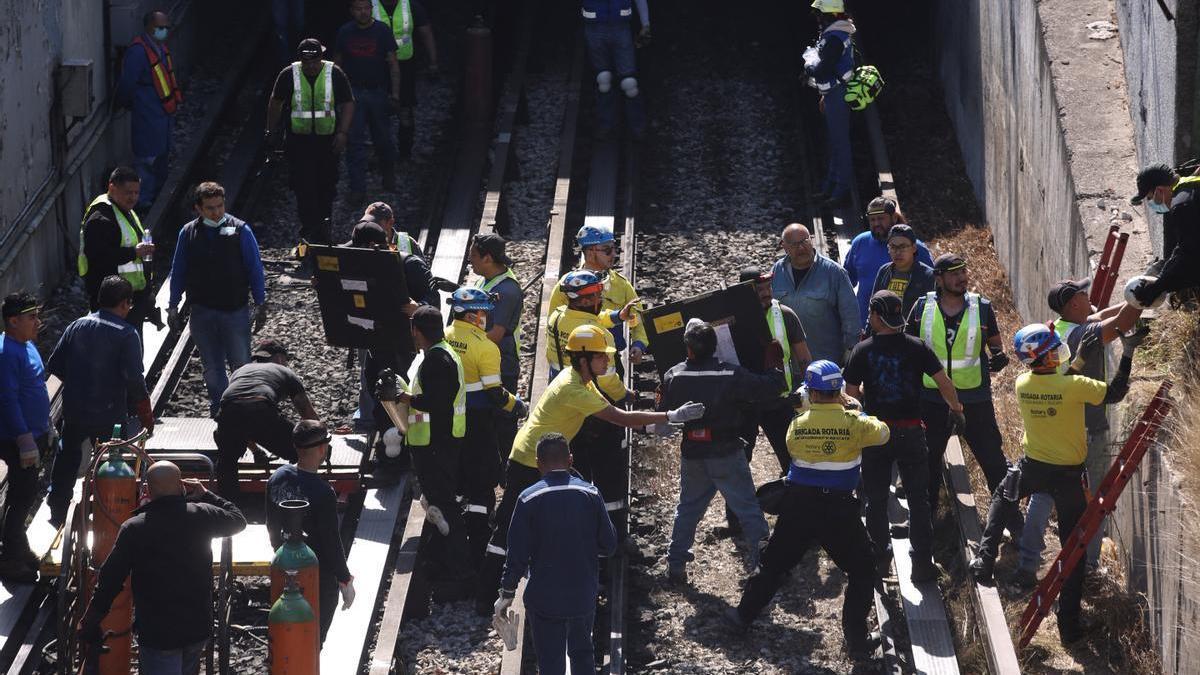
[576,223,615,248]
[560,270,604,299]
[449,287,495,314]
[1013,323,1062,366]
[804,359,844,391]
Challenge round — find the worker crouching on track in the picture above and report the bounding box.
[969,323,1142,644]
[726,360,887,662]
[213,338,319,499]
[378,306,474,597]
[80,461,246,675]
[477,325,704,616]
[267,421,355,642]
[47,276,154,528]
[444,288,528,570]
[659,319,785,583]
[547,270,638,537]
[495,433,617,675]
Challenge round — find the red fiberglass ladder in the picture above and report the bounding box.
[1090,225,1130,309]
[1017,381,1173,648]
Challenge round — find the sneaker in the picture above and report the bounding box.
[667,564,688,585]
[0,557,38,584]
[723,606,749,633]
[1009,567,1038,590]
[846,630,882,660]
[968,556,995,584]
[910,557,938,583]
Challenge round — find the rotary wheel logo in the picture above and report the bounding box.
[1047,408,1057,417]
[821,440,836,455]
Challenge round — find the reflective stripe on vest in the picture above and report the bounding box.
[373,0,414,60]
[78,194,147,291]
[405,341,467,445]
[131,36,182,114]
[766,300,792,393]
[919,291,982,389]
[1052,318,1078,375]
[290,61,336,135]
[1175,175,1200,191]
[394,232,413,255]
[478,269,523,352]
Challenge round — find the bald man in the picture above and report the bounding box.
[769,223,859,364]
[80,461,245,675]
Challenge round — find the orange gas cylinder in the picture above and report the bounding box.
[269,501,321,616]
[269,571,319,675]
[92,432,138,675]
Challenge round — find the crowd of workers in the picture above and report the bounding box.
[2,0,1199,673]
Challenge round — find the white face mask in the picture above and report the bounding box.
[1149,199,1170,215]
[202,216,225,227]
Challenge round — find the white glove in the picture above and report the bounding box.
[666,401,705,424]
[339,578,356,609]
[493,595,513,619]
[493,595,519,650]
[426,504,450,536]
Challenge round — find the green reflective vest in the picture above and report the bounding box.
[919,291,983,389]
[373,0,414,60]
[78,194,147,291]
[477,268,523,353]
[290,61,336,135]
[766,300,792,393]
[393,232,420,256]
[405,341,466,445]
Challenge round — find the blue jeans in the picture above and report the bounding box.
[582,21,645,136]
[821,84,852,197]
[668,449,769,567]
[134,151,170,210]
[138,639,206,675]
[347,88,396,193]
[271,0,304,66]
[528,610,594,675]
[1018,431,1105,572]
[189,305,251,417]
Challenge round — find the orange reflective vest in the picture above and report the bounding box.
[131,35,182,114]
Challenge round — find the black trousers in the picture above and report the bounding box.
[213,399,297,497]
[0,435,45,557]
[739,402,795,475]
[477,460,541,605]
[318,568,339,644]
[286,136,338,245]
[979,457,1088,622]
[861,425,933,560]
[411,437,470,580]
[735,485,877,647]
[494,375,520,478]
[461,407,502,570]
[49,421,117,523]
[571,417,627,537]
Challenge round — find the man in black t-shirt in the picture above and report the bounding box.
[265,39,355,250]
[845,291,965,581]
[214,338,319,498]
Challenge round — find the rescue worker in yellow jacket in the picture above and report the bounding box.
[444,288,527,569]
[726,360,887,663]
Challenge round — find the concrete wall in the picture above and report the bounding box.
[0,0,196,300]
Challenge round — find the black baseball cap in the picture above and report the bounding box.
[739,266,774,283]
[293,420,331,449]
[297,38,325,59]
[1,293,39,320]
[887,223,916,244]
[932,253,967,274]
[350,220,388,248]
[869,290,906,329]
[1130,164,1176,205]
[253,337,293,361]
[1048,278,1091,313]
[472,233,512,266]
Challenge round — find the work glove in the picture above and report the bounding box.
[167,306,186,331]
[15,433,39,469]
[784,386,810,412]
[948,408,967,436]
[423,498,450,536]
[134,398,155,435]
[510,398,529,419]
[253,304,268,334]
[375,369,404,403]
[493,595,513,619]
[339,578,356,609]
[1120,324,1151,352]
[666,401,705,424]
[987,350,1009,373]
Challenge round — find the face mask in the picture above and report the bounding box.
[202,216,225,227]
[1149,200,1170,214]
[153,27,169,41]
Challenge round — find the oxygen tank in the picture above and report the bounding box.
[93,426,137,675]
[270,500,321,619]
[269,570,319,675]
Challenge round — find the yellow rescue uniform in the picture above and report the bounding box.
[545,306,626,402]
[548,268,648,349]
[1015,372,1106,466]
[785,403,890,491]
[445,319,516,412]
[509,368,608,469]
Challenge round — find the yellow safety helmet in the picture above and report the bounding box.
[811,0,845,13]
[566,325,616,354]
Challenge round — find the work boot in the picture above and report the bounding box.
[1009,567,1038,590]
[845,630,882,660]
[910,556,938,583]
[1058,614,1094,645]
[723,606,749,633]
[667,563,687,586]
[968,556,995,584]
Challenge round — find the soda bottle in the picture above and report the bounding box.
[142,231,153,263]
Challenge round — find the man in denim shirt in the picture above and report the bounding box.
[770,223,860,364]
[46,276,152,527]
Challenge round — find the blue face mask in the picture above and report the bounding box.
[153,27,169,41]
[1149,199,1170,214]
[202,216,225,227]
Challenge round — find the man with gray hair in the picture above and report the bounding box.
[770,223,859,364]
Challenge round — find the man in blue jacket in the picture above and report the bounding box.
[0,293,50,581]
[770,223,859,364]
[495,433,616,675]
[843,197,932,323]
[116,11,182,210]
[168,182,267,417]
